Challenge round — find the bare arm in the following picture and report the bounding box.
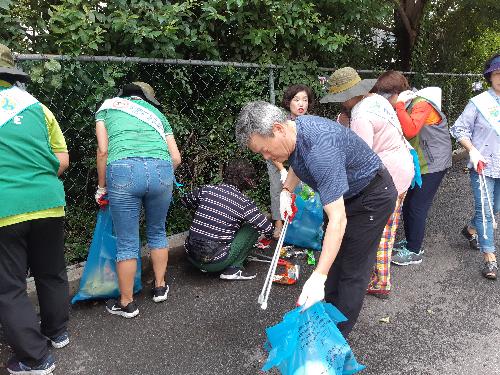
[96,120,108,187]
[166,134,181,170]
[55,152,69,176]
[282,167,300,192]
[272,160,284,171]
[315,197,347,276]
[458,138,474,152]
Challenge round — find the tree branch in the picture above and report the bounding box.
[397,2,417,41]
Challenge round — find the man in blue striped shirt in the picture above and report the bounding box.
[182,159,274,280]
[236,101,397,337]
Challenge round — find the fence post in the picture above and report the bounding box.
[269,67,276,104]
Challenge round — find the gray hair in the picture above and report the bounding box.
[235,101,287,147]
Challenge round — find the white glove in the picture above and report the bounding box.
[469,147,486,172]
[95,185,107,204]
[297,271,327,311]
[279,168,288,184]
[279,189,292,221]
[396,90,417,104]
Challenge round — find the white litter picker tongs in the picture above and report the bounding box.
[477,161,497,238]
[258,193,298,310]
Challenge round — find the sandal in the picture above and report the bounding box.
[367,285,390,299]
[482,260,498,280]
[273,221,283,239]
[461,226,479,250]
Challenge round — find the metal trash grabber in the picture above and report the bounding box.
[258,218,290,310]
[478,161,497,239]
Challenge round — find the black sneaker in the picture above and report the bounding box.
[6,354,55,374]
[105,299,139,318]
[219,267,256,280]
[461,226,479,250]
[49,332,69,349]
[152,284,169,303]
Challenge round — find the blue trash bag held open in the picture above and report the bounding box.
[71,206,142,304]
[284,184,324,251]
[262,302,365,375]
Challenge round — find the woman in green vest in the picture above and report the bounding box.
[95,82,181,318]
[0,44,70,374]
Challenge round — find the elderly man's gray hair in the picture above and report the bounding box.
[235,101,287,147]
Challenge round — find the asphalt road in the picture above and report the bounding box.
[1,156,499,375]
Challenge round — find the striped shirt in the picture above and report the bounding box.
[289,115,381,205]
[182,184,273,261]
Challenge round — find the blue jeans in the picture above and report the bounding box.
[106,157,173,261]
[469,170,500,254]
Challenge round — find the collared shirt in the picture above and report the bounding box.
[450,89,500,178]
[288,115,381,205]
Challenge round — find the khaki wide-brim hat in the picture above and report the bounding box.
[117,81,160,106]
[0,44,30,81]
[320,67,376,103]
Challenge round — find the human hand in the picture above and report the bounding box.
[95,186,107,205]
[469,147,487,172]
[297,271,327,311]
[279,168,288,184]
[396,90,417,104]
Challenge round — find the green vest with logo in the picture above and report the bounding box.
[0,98,66,219]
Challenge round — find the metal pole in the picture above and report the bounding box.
[269,67,275,105]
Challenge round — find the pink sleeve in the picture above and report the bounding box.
[350,117,374,149]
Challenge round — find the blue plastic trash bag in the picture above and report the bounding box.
[262,302,365,375]
[284,184,324,251]
[71,206,142,303]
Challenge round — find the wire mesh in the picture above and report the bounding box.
[13,55,483,262]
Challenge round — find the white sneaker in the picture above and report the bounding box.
[219,267,256,280]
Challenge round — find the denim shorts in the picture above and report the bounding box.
[106,157,173,261]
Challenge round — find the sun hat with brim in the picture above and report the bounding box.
[0,44,30,82]
[320,67,377,103]
[484,56,500,76]
[117,81,160,106]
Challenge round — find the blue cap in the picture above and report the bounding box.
[484,56,500,76]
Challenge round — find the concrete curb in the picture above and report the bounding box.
[26,231,188,304]
[27,148,468,304]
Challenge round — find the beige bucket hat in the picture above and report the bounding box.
[320,67,376,103]
[0,44,30,82]
[118,81,160,106]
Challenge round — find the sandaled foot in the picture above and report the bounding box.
[482,260,498,280]
[367,285,390,299]
[273,221,283,239]
[461,226,479,250]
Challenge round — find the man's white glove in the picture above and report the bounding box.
[297,271,327,311]
[469,147,486,172]
[95,185,107,204]
[279,168,288,184]
[396,90,417,104]
[279,189,292,221]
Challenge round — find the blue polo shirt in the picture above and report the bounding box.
[288,115,381,205]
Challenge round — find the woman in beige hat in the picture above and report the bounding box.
[95,82,181,318]
[0,44,70,374]
[321,67,415,298]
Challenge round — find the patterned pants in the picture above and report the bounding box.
[369,193,406,292]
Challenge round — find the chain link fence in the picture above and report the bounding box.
[13,55,482,263]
